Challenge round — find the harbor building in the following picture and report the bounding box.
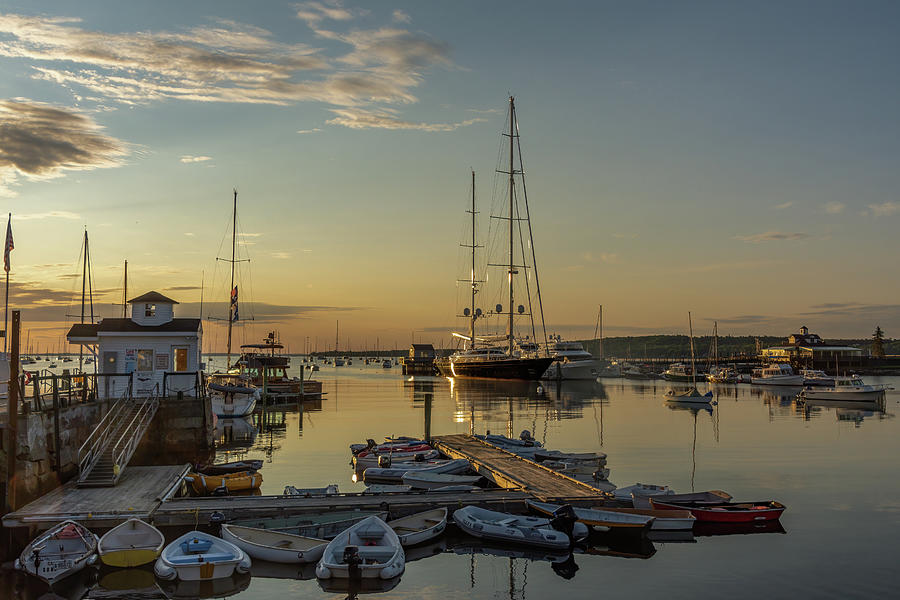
[67,291,202,398]
[762,325,863,369]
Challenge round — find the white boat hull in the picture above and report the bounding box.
[315,516,405,580]
[542,359,599,380]
[221,525,326,564]
[388,508,448,546]
[751,375,803,386]
[210,392,258,417]
[154,531,251,581]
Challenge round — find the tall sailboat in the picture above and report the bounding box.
[665,312,713,404]
[436,99,553,380]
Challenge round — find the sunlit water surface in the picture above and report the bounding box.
[3,357,900,599]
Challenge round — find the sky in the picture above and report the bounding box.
[1,0,900,353]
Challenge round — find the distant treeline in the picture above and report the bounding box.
[580,335,898,359]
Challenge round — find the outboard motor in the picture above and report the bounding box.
[208,511,226,536]
[413,453,426,462]
[342,545,362,580]
[549,504,578,547]
[519,429,536,446]
[377,454,392,468]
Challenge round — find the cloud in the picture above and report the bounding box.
[0,98,126,194]
[194,301,364,323]
[180,155,212,163]
[163,285,201,291]
[706,315,773,325]
[326,107,484,131]
[14,210,81,221]
[239,232,262,237]
[681,259,780,273]
[866,202,900,217]
[392,10,411,24]
[735,231,810,243]
[774,201,793,210]
[296,128,321,134]
[183,232,194,236]
[823,201,845,214]
[295,1,355,27]
[271,251,291,259]
[599,252,619,264]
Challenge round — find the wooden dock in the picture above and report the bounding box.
[432,434,608,500]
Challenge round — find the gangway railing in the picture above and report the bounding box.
[109,385,160,485]
[76,378,133,485]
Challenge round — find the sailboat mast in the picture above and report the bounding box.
[507,96,515,355]
[688,311,697,388]
[335,320,339,355]
[80,230,87,372]
[122,259,127,317]
[714,321,718,368]
[470,170,477,349]
[226,189,237,367]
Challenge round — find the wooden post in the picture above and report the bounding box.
[5,310,20,512]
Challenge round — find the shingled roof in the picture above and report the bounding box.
[67,318,200,339]
[127,291,179,304]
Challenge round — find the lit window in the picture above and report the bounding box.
[145,303,156,317]
[174,348,188,372]
[136,349,153,371]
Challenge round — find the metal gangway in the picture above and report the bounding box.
[76,382,160,487]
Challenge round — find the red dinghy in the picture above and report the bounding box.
[649,498,786,523]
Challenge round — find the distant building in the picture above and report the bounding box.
[402,343,436,375]
[762,325,861,366]
[67,291,202,397]
[409,344,436,360]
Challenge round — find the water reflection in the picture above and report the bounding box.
[157,571,251,598]
[797,396,894,427]
[316,575,401,597]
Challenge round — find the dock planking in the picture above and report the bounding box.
[2,464,190,528]
[432,434,610,500]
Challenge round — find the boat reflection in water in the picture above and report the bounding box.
[157,571,251,599]
[96,567,160,596]
[694,520,787,537]
[249,559,317,581]
[317,574,402,596]
[797,396,892,427]
[215,416,257,450]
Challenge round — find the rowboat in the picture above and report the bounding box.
[533,449,607,464]
[283,484,339,496]
[632,489,730,508]
[349,438,425,454]
[401,471,482,489]
[452,505,587,550]
[363,484,413,493]
[16,520,99,584]
[315,516,405,580]
[362,458,471,484]
[220,524,327,564]
[591,507,696,530]
[650,498,786,523]
[352,449,440,469]
[232,510,388,540]
[526,500,654,530]
[354,443,432,458]
[154,531,251,581]
[387,508,448,546]
[98,518,165,567]
[612,483,674,502]
[185,471,263,495]
[195,460,263,475]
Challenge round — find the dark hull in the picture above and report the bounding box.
[436,356,554,380]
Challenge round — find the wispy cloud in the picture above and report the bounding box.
[774,201,793,210]
[392,10,411,24]
[823,201,845,214]
[296,128,321,134]
[326,107,484,131]
[865,202,900,217]
[736,231,810,243]
[0,98,126,195]
[295,1,355,27]
[14,210,81,221]
[183,232,194,236]
[180,155,212,163]
[271,251,291,259]
[239,232,263,237]
[681,259,780,273]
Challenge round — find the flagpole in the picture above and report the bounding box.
[3,213,10,356]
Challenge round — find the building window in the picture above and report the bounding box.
[174,347,188,372]
[136,349,153,372]
[145,303,156,317]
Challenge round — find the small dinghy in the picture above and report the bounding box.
[98,518,165,567]
[221,524,327,564]
[591,507,696,530]
[185,471,263,495]
[527,500,654,531]
[354,443,432,458]
[284,484,339,496]
[650,498,786,523]
[315,516,405,580]
[387,508,448,546]
[349,438,425,454]
[209,383,259,417]
[612,483,674,502]
[352,449,440,469]
[16,520,99,584]
[401,471,482,490]
[233,511,388,540]
[533,450,607,464]
[363,458,471,484]
[154,531,251,581]
[363,484,412,494]
[452,505,587,550]
[195,460,263,475]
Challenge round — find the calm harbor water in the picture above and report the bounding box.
[3,358,900,599]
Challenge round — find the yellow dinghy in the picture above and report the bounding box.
[186,470,263,495]
[99,518,165,567]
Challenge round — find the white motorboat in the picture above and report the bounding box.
[362,458,471,484]
[154,531,251,581]
[750,364,803,386]
[208,383,259,417]
[526,500,655,531]
[452,505,587,550]
[798,376,892,401]
[707,366,739,383]
[387,508,448,546]
[541,338,600,380]
[98,518,164,567]
[16,520,99,585]
[799,369,834,387]
[401,471,483,490]
[221,524,328,564]
[315,516,405,580]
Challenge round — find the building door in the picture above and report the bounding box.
[172,347,189,372]
[103,351,117,398]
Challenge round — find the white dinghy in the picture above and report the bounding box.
[315,516,405,580]
[527,500,654,531]
[401,471,482,490]
[362,458,471,484]
[98,518,165,567]
[387,508,448,546]
[221,524,327,564]
[452,505,587,550]
[16,520,99,585]
[154,530,251,581]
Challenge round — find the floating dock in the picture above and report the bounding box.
[3,435,608,529]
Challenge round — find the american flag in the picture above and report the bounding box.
[3,214,12,273]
